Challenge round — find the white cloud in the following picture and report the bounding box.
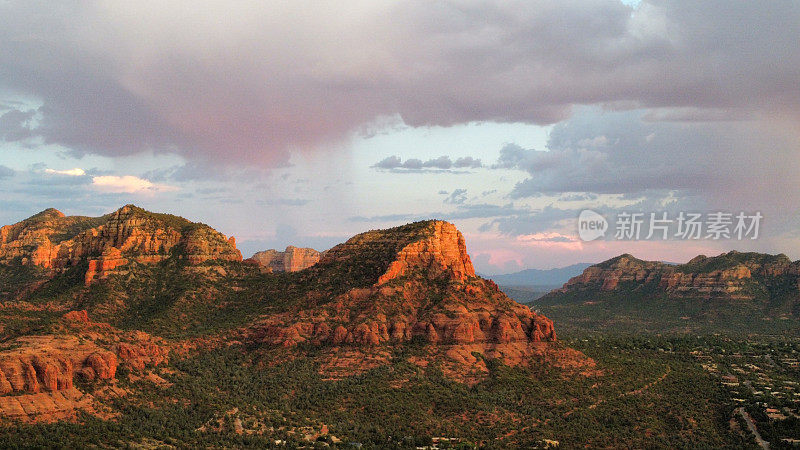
[91,175,176,194]
[45,168,86,176]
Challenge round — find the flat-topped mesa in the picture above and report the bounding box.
[0,204,242,284]
[247,246,320,272]
[559,251,800,297]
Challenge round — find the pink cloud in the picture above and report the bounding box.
[2,2,798,167]
[92,175,177,194]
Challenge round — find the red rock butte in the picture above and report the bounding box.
[376,220,476,284]
[246,246,321,272]
[243,219,572,381]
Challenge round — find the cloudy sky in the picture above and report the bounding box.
[1,0,799,274]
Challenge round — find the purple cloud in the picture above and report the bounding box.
[0,1,797,167]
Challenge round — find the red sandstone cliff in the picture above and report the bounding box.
[247,246,320,272]
[0,215,585,411]
[243,220,569,380]
[376,220,475,284]
[0,311,168,422]
[557,252,800,299]
[0,205,242,285]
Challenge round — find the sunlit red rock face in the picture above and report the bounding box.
[558,252,800,299]
[0,205,242,285]
[0,208,71,268]
[247,246,320,272]
[0,312,168,422]
[376,220,475,284]
[0,213,587,403]
[244,220,574,381]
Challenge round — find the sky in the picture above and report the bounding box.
[1,0,799,274]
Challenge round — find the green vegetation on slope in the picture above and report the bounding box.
[535,282,800,337]
[532,250,800,336]
[0,337,747,448]
[678,252,791,274]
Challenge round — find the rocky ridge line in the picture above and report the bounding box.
[0,205,242,285]
[558,252,800,298]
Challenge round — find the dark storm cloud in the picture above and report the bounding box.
[0,165,14,178]
[496,109,800,215]
[1,1,797,166]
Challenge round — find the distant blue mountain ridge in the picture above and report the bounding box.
[481,263,594,287]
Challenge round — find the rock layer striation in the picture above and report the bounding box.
[558,252,800,298]
[244,220,562,377]
[247,246,320,272]
[0,205,242,285]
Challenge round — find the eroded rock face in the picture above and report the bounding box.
[0,205,243,285]
[0,337,117,396]
[0,388,98,423]
[80,352,118,382]
[243,220,560,376]
[0,315,168,422]
[0,208,67,267]
[84,247,129,285]
[247,246,320,272]
[247,281,554,348]
[558,252,800,299]
[376,221,475,284]
[62,310,90,323]
[564,255,665,291]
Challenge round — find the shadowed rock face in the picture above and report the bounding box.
[247,246,320,272]
[557,252,800,298]
[244,220,562,377]
[0,205,242,285]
